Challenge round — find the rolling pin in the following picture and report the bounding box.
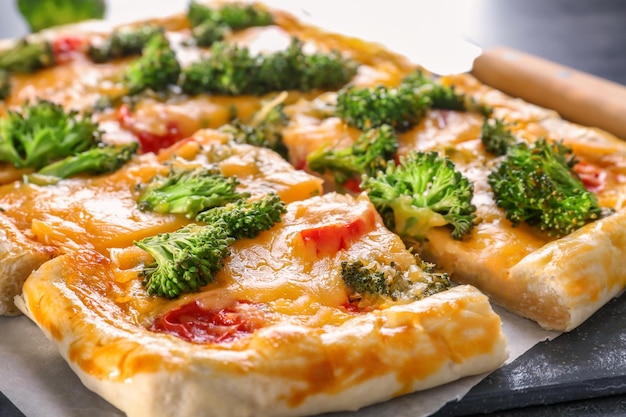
[472,46,626,140]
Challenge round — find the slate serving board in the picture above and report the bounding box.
[434,293,626,416]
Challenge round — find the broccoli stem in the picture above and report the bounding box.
[0,39,55,73]
[36,142,139,179]
[137,167,247,219]
[306,124,399,188]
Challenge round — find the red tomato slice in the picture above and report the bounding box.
[116,104,185,154]
[52,35,87,64]
[150,299,265,344]
[299,206,377,255]
[574,161,607,193]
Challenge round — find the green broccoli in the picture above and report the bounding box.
[335,70,491,132]
[187,1,273,47]
[36,142,138,178]
[180,38,357,96]
[401,70,491,114]
[196,192,287,239]
[0,39,55,73]
[88,25,164,63]
[488,138,603,236]
[341,258,451,302]
[0,70,9,100]
[220,92,290,158]
[135,222,234,298]
[480,117,518,156]
[137,166,246,219]
[190,21,230,48]
[188,1,274,30]
[135,193,287,298]
[17,0,105,33]
[306,124,398,189]
[121,32,181,95]
[0,100,101,169]
[361,151,477,241]
[334,84,431,132]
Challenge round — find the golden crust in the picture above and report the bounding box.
[0,213,56,315]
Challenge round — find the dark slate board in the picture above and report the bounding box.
[433,293,626,417]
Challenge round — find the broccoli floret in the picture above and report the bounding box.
[220,93,290,158]
[0,39,55,73]
[0,100,101,169]
[137,166,246,219]
[341,258,451,302]
[196,192,287,239]
[88,25,164,63]
[180,38,357,96]
[0,70,9,100]
[135,193,286,298]
[488,138,603,236]
[187,1,273,47]
[335,84,431,132]
[361,151,477,241]
[135,222,234,298]
[188,1,273,30]
[277,39,359,92]
[190,21,231,48]
[122,32,181,95]
[480,118,518,156]
[401,70,491,114]
[36,142,138,178]
[306,124,398,188]
[17,0,105,33]
[335,70,491,132]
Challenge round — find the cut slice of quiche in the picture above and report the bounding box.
[16,192,507,417]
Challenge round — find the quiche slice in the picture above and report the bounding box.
[0,128,322,314]
[16,192,507,417]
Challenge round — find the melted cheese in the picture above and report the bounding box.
[0,129,322,253]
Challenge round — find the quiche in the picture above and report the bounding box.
[0,0,624,416]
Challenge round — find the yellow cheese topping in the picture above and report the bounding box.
[0,129,322,253]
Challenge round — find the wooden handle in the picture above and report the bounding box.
[471,46,626,140]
